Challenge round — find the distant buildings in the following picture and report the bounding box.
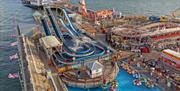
[22,0,70,7]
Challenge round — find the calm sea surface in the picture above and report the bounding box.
[0,0,179,91]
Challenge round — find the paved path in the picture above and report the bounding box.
[35,41,67,91]
[24,37,51,91]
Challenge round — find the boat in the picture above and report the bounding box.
[101,83,110,90]
[133,73,141,79]
[133,79,142,86]
[109,80,118,91]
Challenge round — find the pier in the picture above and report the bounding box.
[24,36,68,91]
[25,37,51,91]
[15,0,180,90]
[17,25,33,91]
[17,24,68,91]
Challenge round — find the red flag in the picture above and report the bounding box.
[10,41,18,46]
[9,53,18,60]
[8,73,18,78]
[10,34,17,38]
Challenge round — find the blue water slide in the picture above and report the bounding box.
[57,16,76,36]
[56,17,106,59]
[54,45,105,62]
[75,45,106,61]
[46,8,91,55]
[61,44,105,61]
[41,18,51,36]
[54,44,106,63]
[56,16,96,56]
[57,15,106,61]
[53,53,78,65]
[45,8,64,41]
[47,8,107,62]
[61,8,80,37]
[62,41,95,55]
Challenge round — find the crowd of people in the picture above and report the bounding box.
[126,54,180,90]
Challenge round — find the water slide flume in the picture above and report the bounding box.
[61,8,80,37]
[45,8,64,41]
[58,16,95,55]
[46,8,94,55]
[40,17,51,36]
[47,8,97,55]
[45,8,106,63]
[56,12,106,60]
[57,16,76,37]
[57,16,105,60]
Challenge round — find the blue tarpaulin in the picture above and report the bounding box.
[149,16,160,22]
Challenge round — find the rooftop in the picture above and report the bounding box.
[162,49,180,59]
[40,36,62,49]
[85,61,103,71]
[80,24,97,33]
[147,27,180,36]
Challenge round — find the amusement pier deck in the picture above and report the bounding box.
[17,26,67,91]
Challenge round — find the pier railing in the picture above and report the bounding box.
[16,25,33,91]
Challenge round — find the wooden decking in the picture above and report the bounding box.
[24,36,68,91]
[24,37,51,91]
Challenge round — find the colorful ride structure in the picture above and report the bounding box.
[109,19,180,51]
[38,7,116,74]
[77,0,115,21]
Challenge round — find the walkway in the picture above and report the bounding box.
[38,44,68,91]
[18,34,33,91]
[24,37,51,91]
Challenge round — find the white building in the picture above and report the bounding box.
[86,61,103,78]
[30,0,42,6]
[39,36,62,59]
